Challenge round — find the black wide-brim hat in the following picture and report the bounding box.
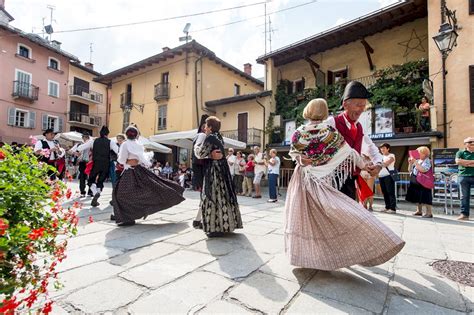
[340,81,373,109]
[42,128,57,136]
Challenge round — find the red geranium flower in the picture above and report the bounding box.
[28,227,46,240]
[0,150,5,160]
[88,216,94,223]
[0,218,8,236]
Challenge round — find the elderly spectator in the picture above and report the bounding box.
[162,161,173,179]
[406,146,433,218]
[234,151,245,195]
[265,149,280,202]
[455,137,474,221]
[253,146,267,198]
[227,148,237,179]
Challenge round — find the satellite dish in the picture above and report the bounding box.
[422,79,433,100]
[44,25,54,34]
[183,23,191,33]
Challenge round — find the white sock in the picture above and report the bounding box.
[91,184,97,195]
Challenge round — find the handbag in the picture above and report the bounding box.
[416,167,435,189]
[386,167,400,182]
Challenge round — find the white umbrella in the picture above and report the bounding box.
[58,131,85,142]
[111,136,171,154]
[150,129,246,149]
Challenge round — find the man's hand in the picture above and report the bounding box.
[367,164,382,177]
[211,150,223,160]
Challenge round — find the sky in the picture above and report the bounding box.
[6,0,399,79]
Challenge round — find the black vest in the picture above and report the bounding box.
[92,137,111,162]
[40,140,58,163]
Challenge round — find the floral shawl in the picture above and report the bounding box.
[289,122,365,189]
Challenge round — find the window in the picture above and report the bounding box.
[18,45,31,59]
[42,114,62,132]
[48,80,59,98]
[162,72,169,84]
[294,78,305,93]
[234,84,241,96]
[157,105,167,130]
[470,0,474,15]
[7,108,36,128]
[49,57,59,70]
[470,65,474,113]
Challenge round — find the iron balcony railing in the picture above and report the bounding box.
[220,128,263,146]
[154,82,170,101]
[120,92,132,109]
[12,81,39,101]
[69,112,102,126]
[69,85,103,103]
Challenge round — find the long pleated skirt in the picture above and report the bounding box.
[112,165,185,223]
[285,166,405,270]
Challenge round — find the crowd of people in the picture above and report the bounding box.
[4,79,471,272]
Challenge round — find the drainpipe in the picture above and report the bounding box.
[255,96,266,149]
[194,53,215,127]
[106,83,112,126]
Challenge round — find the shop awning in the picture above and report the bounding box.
[150,129,246,149]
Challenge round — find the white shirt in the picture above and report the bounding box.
[235,157,245,175]
[227,154,237,175]
[193,133,208,159]
[117,139,151,168]
[379,153,396,178]
[268,156,281,175]
[76,138,119,155]
[34,139,64,160]
[254,152,266,174]
[325,115,383,166]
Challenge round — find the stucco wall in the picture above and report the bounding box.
[428,0,474,148]
[275,18,428,86]
[0,29,69,144]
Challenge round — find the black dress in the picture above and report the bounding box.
[406,168,433,205]
[195,133,243,233]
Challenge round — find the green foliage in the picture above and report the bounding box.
[0,145,78,313]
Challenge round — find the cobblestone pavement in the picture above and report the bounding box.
[49,181,473,314]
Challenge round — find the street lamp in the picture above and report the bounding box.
[432,8,458,148]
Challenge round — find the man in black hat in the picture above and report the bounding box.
[325,81,383,200]
[76,126,118,206]
[34,128,65,180]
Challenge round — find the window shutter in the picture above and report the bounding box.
[8,108,15,126]
[470,65,474,113]
[42,114,48,130]
[58,117,63,132]
[29,111,36,128]
[327,71,334,85]
[470,0,474,15]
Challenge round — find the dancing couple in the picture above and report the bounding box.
[193,116,243,237]
[285,82,405,270]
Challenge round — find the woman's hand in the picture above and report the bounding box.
[211,150,223,160]
[127,159,139,166]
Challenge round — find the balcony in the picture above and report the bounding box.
[154,82,170,101]
[12,81,39,102]
[120,92,144,113]
[221,128,263,147]
[69,85,103,104]
[68,112,102,127]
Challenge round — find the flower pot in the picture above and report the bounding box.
[403,126,414,133]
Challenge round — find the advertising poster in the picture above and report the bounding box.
[374,107,393,135]
[433,148,459,175]
[284,120,296,146]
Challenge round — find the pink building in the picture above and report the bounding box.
[0,2,79,144]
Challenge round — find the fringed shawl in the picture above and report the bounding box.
[289,122,366,190]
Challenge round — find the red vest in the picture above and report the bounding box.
[334,113,364,153]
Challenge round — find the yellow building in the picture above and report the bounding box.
[96,41,263,143]
[67,62,108,137]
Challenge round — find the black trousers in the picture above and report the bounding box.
[339,176,357,201]
[379,175,397,210]
[78,161,89,194]
[87,160,110,190]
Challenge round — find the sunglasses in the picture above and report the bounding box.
[466,141,474,144]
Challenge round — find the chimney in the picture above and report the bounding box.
[244,63,252,76]
[162,47,170,52]
[51,40,61,49]
[84,62,94,70]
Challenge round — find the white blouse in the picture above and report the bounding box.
[118,139,151,168]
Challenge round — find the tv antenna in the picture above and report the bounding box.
[44,4,56,40]
[179,23,192,43]
[89,43,94,63]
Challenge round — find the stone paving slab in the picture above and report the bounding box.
[109,241,180,269]
[56,244,123,272]
[285,291,372,315]
[228,271,301,314]
[65,278,143,313]
[302,268,390,313]
[386,295,466,315]
[128,271,233,314]
[197,300,255,314]
[120,249,215,288]
[259,253,316,283]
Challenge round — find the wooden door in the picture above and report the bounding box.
[237,113,248,143]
